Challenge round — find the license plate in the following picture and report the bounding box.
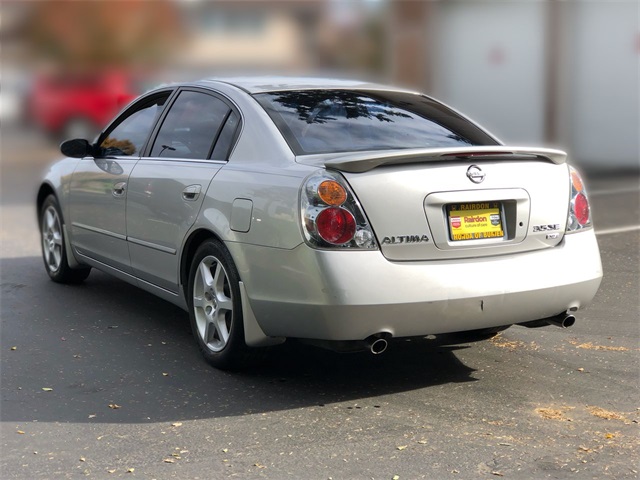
[447,201,505,241]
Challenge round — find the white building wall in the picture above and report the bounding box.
[563,1,639,168]
[431,1,639,169]
[433,1,547,144]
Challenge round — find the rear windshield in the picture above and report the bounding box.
[254,90,497,155]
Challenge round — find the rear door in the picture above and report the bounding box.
[126,88,240,292]
[68,91,171,272]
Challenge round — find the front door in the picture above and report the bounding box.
[68,92,171,273]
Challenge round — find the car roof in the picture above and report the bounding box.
[197,76,420,95]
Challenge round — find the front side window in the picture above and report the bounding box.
[100,93,169,156]
[150,91,230,160]
[255,90,498,155]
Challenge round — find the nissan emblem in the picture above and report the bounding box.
[466,165,485,184]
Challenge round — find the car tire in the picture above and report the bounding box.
[39,195,91,284]
[187,239,257,370]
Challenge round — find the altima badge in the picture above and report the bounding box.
[382,235,429,245]
[466,165,485,184]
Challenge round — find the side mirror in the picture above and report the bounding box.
[60,139,94,158]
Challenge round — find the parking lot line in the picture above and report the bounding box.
[596,225,640,236]
[590,186,640,196]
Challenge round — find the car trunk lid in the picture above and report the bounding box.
[309,150,571,261]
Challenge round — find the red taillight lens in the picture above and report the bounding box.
[574,192,590,226]
[316,207,356,245]
[566,165,592,232]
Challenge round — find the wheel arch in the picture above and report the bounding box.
[37,185,88,273]
[180,228,225,298]
[36,182,58,221]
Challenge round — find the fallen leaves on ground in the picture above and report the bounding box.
[171,422,182,427]
[588,406,626,421]
[570,340,628,351]
[16,430,25,434]
[490,335,538,351]
[535,406,574,421]
[10,346,17,351]
[41,387,53,392]
[108,404,121,409]
[397,445,408,450]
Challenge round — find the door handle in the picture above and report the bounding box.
[113,181,127,198]
[182,184,202,201]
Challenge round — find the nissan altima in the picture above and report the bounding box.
[37,77,603,369]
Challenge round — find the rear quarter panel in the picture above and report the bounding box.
[189,82,314,250]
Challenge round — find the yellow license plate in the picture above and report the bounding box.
[447,202,504,241]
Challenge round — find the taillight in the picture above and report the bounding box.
[301,170,377,249]
[316,208,356,244]
[566,166,592,232]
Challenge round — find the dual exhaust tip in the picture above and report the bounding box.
[367,313,577,355]
[313,313,576,355]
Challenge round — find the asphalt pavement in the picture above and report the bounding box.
[1,129,638,479]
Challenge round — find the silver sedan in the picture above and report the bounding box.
[37,77,603,369]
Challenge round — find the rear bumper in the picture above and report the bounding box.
[227,230,602,341]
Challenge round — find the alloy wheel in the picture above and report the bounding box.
[192,255,234,352]
[42,206,63,273]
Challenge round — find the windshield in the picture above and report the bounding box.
[254,90,497,155]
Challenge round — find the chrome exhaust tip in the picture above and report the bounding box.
[518,313,577,329]
[369,338,388,355]
[546,314,576,329]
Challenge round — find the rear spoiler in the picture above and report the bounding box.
[321,146,567,173]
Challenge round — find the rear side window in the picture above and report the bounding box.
[151,91,230,159]
[211,111,240,160]
[254,90,497,155]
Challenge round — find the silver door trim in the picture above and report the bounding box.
[74,250,184,305]
[140,157,227,165]
[127,236,177,255]
[71,222,127,240]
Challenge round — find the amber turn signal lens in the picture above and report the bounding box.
[571,169,584,192]
[318,180,347,206]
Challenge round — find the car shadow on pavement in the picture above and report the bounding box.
[1,257,477,425]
